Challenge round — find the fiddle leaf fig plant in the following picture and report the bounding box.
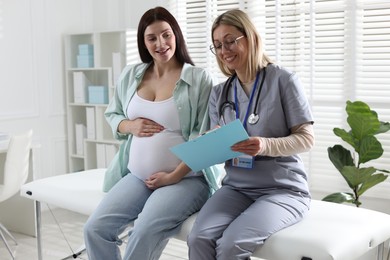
[322,100,390,207]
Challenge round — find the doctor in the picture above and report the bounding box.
[188,9,315,260]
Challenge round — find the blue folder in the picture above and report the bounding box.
[170,119,249,172]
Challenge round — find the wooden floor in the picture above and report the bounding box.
[0,208,188,260]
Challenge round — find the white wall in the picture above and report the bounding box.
[0,0,157,179]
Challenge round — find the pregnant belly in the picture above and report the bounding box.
[128,130,185,180]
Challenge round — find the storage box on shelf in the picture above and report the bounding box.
[88,85,109,104]
[77,44,94,68]
[64,30,128,172]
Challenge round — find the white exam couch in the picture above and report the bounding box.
[20,168,390,260]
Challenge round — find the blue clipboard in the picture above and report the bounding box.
[170,119,249,172]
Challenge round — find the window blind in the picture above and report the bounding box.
[170,0,243,81]
[125,29,140,65]
[158,0,390,199]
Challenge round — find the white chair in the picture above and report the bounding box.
[0,130,33,259]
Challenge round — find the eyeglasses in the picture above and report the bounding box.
[209,35,245,55]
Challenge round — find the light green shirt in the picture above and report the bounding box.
[103,62,223,194]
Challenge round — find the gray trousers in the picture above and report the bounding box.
[187,185,310,260]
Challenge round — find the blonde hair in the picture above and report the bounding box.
[211,9,272,80]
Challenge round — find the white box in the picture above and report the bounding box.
[75,124,86,155]
[86,107,96,139]
[73,72,90,103]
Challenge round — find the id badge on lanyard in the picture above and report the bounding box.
[232,154,254,169]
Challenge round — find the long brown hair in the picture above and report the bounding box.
[137,6,194,65]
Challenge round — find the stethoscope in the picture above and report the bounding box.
[219,68,266,128]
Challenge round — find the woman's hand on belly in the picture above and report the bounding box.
[121,117,164,137]
[144,171,181,190]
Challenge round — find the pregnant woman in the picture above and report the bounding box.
[83,7,221,260]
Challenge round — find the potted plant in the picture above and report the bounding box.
[323,100,390,207]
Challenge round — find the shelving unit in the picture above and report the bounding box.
[64,30,134,172]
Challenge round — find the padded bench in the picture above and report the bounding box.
[21,168,390,260]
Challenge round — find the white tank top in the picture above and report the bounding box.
[126,92,189,180]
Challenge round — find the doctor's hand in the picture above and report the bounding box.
[231,137,262,157]
[120,118,164,137]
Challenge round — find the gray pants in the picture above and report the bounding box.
[187,185,310,260]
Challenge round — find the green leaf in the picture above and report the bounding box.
[333,128,357,149]
[347,113,379,139]
[377,169,390,174]
[376,121,390,134]
[327,145,354,173]
[358,136,383,164]
[322,192,355,204]
[340,166,376,188]
[346,100,370,114]
[358,173,388,196]
[346,101,380,139]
